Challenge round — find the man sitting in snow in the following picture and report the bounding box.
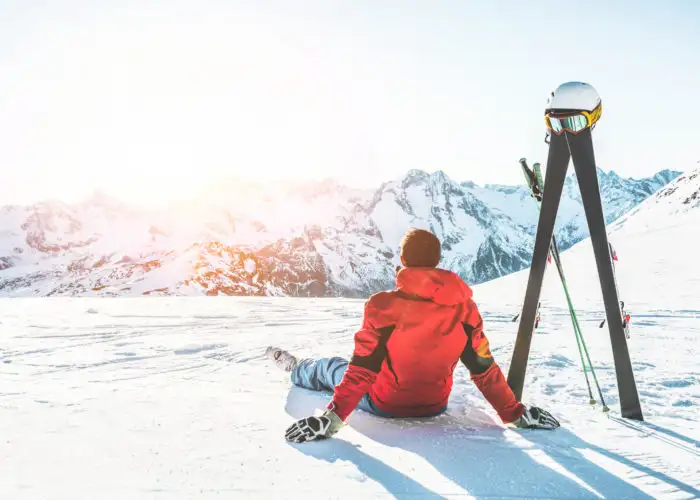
[267,228,559,443]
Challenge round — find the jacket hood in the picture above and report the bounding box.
[396,268,473,306]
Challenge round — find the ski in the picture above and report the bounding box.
[507,141,570,401]
[518,158,605,407]
[567,129,642,420]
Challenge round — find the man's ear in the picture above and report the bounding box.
[400,255,406,266]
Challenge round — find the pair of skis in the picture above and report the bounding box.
[518,159,607,409]
[507,117,642,421]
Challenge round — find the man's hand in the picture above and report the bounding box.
[512,406,560,430]
[285,410,345,443]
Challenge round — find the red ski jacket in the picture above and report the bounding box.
[328,267,525,423]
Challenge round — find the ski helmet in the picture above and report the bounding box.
[544,82,602,136]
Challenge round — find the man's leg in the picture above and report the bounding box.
[288,354,404,418]
[291,357,394,418]
[291,356,349,392]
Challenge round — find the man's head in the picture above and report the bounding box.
[399,228,441,268]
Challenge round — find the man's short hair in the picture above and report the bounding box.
[400,228,441,267]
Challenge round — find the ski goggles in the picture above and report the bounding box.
[544,103,602,135]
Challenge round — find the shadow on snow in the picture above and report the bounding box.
[285,387,699,499]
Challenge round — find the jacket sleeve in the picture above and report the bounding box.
[327,296,393,421]
[460,298,525,423]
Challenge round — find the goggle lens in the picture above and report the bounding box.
[548,114,589,134]
[545,103,602,136]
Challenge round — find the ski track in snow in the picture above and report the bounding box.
[1,297,698,499]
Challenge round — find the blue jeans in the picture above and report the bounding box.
[291,356,395,417]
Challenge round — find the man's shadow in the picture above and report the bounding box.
[284,388,695,499]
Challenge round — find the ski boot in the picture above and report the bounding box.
[266,346,298,373]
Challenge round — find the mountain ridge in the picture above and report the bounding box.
[0,166,682,297]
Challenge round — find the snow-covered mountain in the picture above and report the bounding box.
[463,168,680,250]
[0,167,681,297]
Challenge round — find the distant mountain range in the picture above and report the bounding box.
[0,167,681,297]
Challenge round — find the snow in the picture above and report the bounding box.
[2,169,699,498]
[463,182,537,227]
[1,297,698,499]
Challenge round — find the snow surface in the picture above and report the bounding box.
[1,297,698,499]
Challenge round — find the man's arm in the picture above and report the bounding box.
[285,295,394,443]
[460,299,525,424]
[329,298,394,421]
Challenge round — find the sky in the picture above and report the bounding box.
[1,0,699,206]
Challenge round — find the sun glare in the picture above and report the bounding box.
[2,6,368,207]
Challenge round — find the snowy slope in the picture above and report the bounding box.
[1,300,698,497]
[0,168,680,297]
[477,166,700,311]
